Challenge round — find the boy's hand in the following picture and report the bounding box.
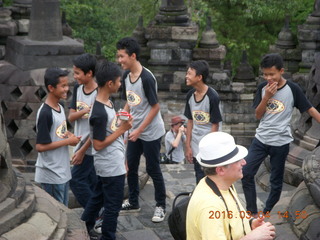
[120,117,133,132]
[68,134,81,146]
[265,82,278,99]
[71,150,85,165]
[185,146,193,163]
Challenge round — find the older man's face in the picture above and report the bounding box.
[224,159,246,181]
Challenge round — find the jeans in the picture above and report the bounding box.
[41,182,69,206]
[70,154,97,208]
[193,157,205,184]
[81,175,125,240]
[126,137,166,208]
[241,138,289,214]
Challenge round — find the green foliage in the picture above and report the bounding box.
[188,0,313,74]
[59,0,313,73]
[60,0,159,60]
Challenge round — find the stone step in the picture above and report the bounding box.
[0,182,35,236]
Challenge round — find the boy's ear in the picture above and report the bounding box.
[47,84,55,92]
[87,70,93,77]
[130,53,137,60]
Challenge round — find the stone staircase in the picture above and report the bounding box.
[0,170,88,240]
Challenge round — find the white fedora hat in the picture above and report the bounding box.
[196,132,248,167]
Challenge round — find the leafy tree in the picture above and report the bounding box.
[188,0,314,74]
[60,0,159,60]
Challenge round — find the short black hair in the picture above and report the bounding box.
[116,37,140,61]
[188,60,210,83]
[44,67,69,91]
[260,53,283,70]
[95,60,122,88]
[73,53,97,76]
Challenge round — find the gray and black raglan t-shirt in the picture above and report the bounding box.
[35,103,71,184]
[253,80,312,146]
[69,83,97,155]
[121,67,165,141]
[89,100,126,177]
[184,87,222,157]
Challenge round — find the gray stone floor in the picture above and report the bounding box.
[73,163,298,240]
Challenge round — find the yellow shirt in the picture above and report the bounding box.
[186,178,251,240]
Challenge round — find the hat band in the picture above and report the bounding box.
[201,147,239,165]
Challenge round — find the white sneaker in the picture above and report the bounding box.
[152,206,166,222]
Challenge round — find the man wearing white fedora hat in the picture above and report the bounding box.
[186,132,275,240]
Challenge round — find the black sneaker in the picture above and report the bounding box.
[89,229,101,240]
[120,200,141,214]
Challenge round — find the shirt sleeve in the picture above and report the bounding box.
[288,81,313,113]
[90,102,108,141]
[184,89,194,120]
[141,69,158,106]
[208,88,222,123]
[36,106,53,144]
[252,82,267,109]
[69,83,79,110]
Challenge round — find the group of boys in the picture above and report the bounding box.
[34,34,320,240]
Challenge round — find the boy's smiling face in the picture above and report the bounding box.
[262,66,284,86]
[50,76,69,100]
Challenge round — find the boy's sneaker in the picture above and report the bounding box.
[93,207,104,234]
[120,200,141,213]
[93,217,103,234]
[89,229,101,240]
[151,206,166,223]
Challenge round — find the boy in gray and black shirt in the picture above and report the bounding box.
[81,60,132,240]
[35,68,81,206]
[117,37,167,223]
[184,60,222,184]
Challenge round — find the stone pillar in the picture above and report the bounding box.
[5,0,84,70]
[28,0,62,41]
[132,16,149,66]
[145,0,198,93]
[155,0,189,26]
[297,0,320,72]
[0,7,18,58]
[269,16,301,78]
[222,51,258,147]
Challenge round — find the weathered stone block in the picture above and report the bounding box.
[193,45,226,61]
[5,36,84,71]
[0,21,17,36]
[172,25,198,41]
[17,19,29,33]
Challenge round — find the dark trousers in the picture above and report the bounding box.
[70,154,97,208]
[126,137,166,208]
[81,175,125,240]
[193,157,205,184]
[241,138,289,213]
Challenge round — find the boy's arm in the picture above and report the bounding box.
[68,107,91,122]
[36,134,81,152]
[71,137,91,165]
[211,123,219,132]
[93,118,133,151]
[128,103,159,142]
[255,82,278,120]
[307,107,320,123]
[185,119,193,163]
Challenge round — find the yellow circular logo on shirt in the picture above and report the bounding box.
[127,91,141,106]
